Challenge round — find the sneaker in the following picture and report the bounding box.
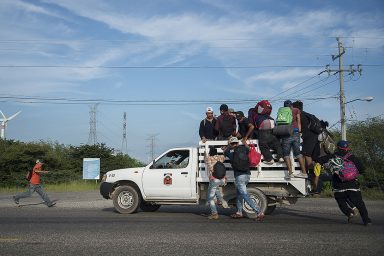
[221,200,230,209]
[294,173,308,179]
[352,207,359,216]
[285,173,294,180]
[256,212,265,221]
[263,159,274,165]
[278,158,285,163]
[208,213,219,220]
[348,213,354,223]
[13,196,19,205]
[48,202,56,207]
[364,218,372,226]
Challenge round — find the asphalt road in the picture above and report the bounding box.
[0,191,383,256]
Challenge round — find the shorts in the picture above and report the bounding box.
[301,135,320,160]
[282,133,302,158]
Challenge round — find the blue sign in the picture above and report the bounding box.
[83,158,100,180]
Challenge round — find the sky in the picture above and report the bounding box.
[0,0,383,163]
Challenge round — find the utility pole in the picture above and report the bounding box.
[88,104,98,145]
[320,37,362,141]
[334,38,347,140]
[121,112,128,155]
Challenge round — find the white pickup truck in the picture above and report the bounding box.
[100,140,309,217]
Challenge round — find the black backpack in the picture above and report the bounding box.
[212,161,226,179]
[303,112,323,134]
[219,115,234,137]
[232,145,249,172]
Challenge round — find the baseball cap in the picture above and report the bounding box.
[337,140,349,150]
[236,111,244,118]
[206,107,213,113]
[284,100,293,107]
[36,159,42,163]
[229,137,239,144]
[228,108,235,113]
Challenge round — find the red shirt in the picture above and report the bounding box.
[30,163,42,185]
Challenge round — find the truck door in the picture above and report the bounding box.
[142,149,193,199]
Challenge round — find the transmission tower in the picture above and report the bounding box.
[121,112,128,154]
[146,134,159,162]
[88,104,98,145]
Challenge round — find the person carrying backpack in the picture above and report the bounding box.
[13,159,56,207]
[215,104,236,140]
[278,100,307,179]
[204,146,229,220]
[223,137,264,220]
[254,100,284,164]
[293,100,321,192]
[317,140,372,225]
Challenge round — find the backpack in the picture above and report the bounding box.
[328,153,359,182]
[318,130,336,154]
[276,107,293,125]
[232,145,249,172]
[212,161,226,179]
[338,153,359,182]
[248,144,261,167]
[25,169,33,181]
[303,112,323,134]
[218,114,234,137]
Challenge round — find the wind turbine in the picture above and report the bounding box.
[0,110,21,139]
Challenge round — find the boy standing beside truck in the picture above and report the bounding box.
[204,146,229,220]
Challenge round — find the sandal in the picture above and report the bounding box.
[230,213,244,219]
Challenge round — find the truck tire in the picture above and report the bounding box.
[242,188,268,219]
[113,185,141,214]
[140,202,161,212]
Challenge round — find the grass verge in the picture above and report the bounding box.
[0,180,100,194]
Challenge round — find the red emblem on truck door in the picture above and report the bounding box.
[164,173,172,185]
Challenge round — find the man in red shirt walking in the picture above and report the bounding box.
[13,160,56,207]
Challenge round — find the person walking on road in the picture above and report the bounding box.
[13,160,56,207]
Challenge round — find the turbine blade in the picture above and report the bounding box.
[7,111,21,121]
[0,110,5,119]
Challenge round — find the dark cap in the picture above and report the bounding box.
[220,104,229,111]
[236,111,244,118]
[284,100,293,107]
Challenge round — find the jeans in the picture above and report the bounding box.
[282,133,302,158]
[207,178,226,214]
[235,174,261,214]
[14,184,53,206]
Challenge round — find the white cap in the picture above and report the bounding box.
[206,107,213,113]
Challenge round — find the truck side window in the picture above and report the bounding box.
[152,150,190,169]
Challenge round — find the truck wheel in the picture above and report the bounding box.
[113,185,140,214]
[140,202,161,212]
[242,188,268,219]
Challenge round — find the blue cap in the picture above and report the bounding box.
[337,140,349,150]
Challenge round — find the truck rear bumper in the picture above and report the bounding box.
[100,182,113,199]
